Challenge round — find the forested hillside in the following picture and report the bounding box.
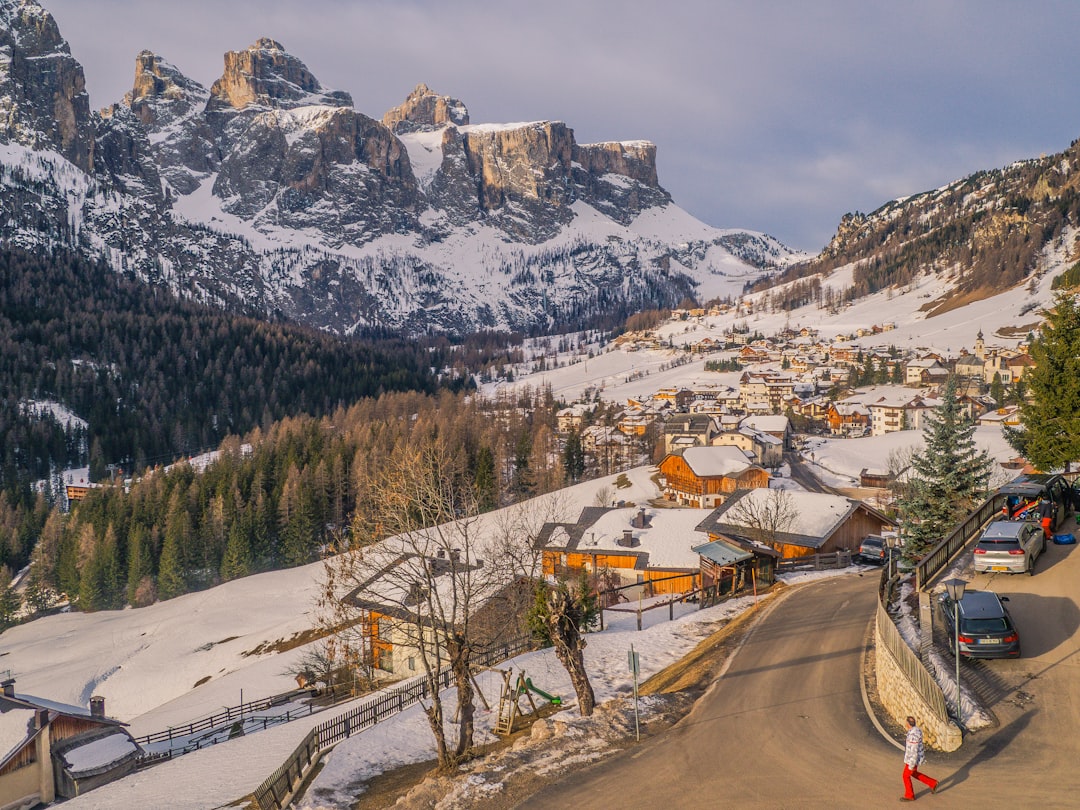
[0,248,459,584]
[0,248,443,485]
[18,387,568,613]
[749,139,1080,310]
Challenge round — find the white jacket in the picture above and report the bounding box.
[904,725,926,768]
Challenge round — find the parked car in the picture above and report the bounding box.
[998,473,1069,527]
[940,589,1020,659]
[973,520,1045,575]
[856,535,889,564]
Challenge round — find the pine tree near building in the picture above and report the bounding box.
[1006,292,1080,471]
[898,375,993,562]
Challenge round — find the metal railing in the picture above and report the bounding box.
[915,493,1006,591]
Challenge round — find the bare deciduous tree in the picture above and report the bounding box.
[318,438,517,771]
[725,488,798,549]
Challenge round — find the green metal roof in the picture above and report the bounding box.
[691,539,752,566]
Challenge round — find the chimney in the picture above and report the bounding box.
[617,529,639,548]
[1,678,14,698]
[35,709,49,729]
[90,696,106,719]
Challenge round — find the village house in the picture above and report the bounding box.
[556,403,595,433]
[652,387,694,410]
[0,680,143,808]
[695,490,896,559]
[976,405,1022,427]
[1005,353,1035,381]
[535,506,712,595]
[866,393,941,435]
[711,427,783,468]
[658,446,769,508]
[739,414,792,450]
[826,402,871,436]
[663,413,720,454]
[904,357,948,386]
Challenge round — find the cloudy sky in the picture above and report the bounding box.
[42,0,1080,251]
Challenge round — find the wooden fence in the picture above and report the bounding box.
[250,634,533,810]
[876,568,949,724]
[135,688,315,746]
[776,549,853,572]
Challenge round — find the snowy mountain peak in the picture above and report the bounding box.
[0,0,801,336]
[0,0,93,172]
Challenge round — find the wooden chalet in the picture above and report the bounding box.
[658,446,769,508]
[696,490,896,558]
[826,402,870,436]
[0,680,142,808]
[342,551,531,676]
[535,506,710,596]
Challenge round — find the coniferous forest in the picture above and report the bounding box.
[0,247,462,590]
[0,247,586,617]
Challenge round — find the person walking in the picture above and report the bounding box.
[901,715,938,801]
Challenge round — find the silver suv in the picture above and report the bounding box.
[973,520,1045,575]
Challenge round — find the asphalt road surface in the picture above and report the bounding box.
[519,549,1080,809]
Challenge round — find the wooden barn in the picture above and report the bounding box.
[695,490,895,559]
[0,680,142,808]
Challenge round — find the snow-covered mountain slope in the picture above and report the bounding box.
[0,1,802,336]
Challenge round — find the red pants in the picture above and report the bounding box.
[903,764,937,798]
[1042,516,1052,540]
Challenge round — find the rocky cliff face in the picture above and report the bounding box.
[0,0,93,172]
[0,1,797,336]
[383,83,469,133]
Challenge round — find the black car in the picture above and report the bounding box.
[998,473,1069,527]
[940,589,1020,659]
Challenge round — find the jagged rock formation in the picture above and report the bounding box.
[383,83,468,133]
[0,0,797,335]
[0,0,93,171]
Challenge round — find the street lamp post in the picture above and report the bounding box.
[943,577,968,720]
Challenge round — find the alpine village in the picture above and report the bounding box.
[1,2,1079,809]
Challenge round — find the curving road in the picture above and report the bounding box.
[518,554,1080,808]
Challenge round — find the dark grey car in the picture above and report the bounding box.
[940,589,1020,659]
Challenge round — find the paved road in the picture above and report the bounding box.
[519,557,1080,808]
[784,450,835,495]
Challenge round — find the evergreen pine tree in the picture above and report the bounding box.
[1007,292,1080,470]
[898,376,993,561]
[989,373,1005,408]
[0,566,20,629]
[157,528,186,600]
[220,521,252,581]
[126,524,154,606]
[562,428,586,483]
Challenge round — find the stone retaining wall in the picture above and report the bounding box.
[874,622,962,752]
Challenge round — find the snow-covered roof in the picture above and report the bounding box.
[702,490,891,549]
[692,539,751,566]
[740,415,789,433]
[61,732,140,776]
[0,703,35,763]
[549,507,714,570]
[680,446,756,478]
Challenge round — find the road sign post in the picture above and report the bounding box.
[629,645,640,741]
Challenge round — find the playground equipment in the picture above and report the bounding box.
[494,669,562,736]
